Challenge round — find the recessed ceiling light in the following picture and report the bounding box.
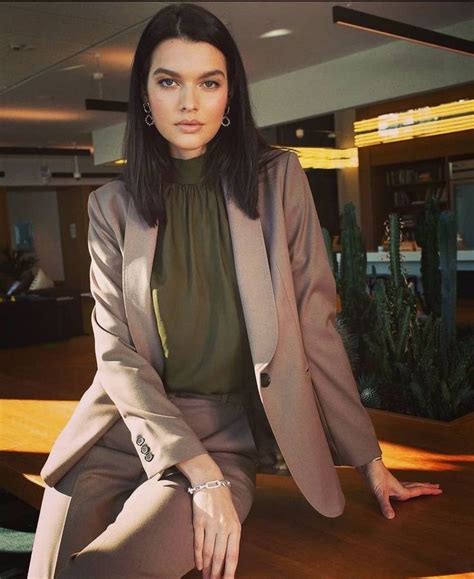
[9,43,35,51]
[259,28,292,39]
[59,64,86,72]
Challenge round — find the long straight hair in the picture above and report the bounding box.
[120,2,294,228]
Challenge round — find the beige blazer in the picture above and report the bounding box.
[40,151,382,518]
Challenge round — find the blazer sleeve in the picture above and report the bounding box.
[88,188,209,480]
[281,152,382,467]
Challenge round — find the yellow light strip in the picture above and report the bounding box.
[354,99,474,147]
[116,149,358,169]
[356,116,474,144]
[276,146,359,169]
[0,107,82,121]
[354,99,474,133]
[355,114,474,147]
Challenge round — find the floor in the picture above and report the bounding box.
[0,487,37,579]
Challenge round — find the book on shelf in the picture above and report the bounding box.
[385,163,444,186]
[394,190,411,206]
[399,213,416,228]
[424,186,447,201]
[393,186,447,208]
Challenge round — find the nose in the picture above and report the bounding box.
[179,86,198,111]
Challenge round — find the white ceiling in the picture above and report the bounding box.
[1,1,473,150]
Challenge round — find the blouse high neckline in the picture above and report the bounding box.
[171,153,205,185]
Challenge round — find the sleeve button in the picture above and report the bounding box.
[136,435,145,446]
[141,444,150,454]
[144,452,154,462]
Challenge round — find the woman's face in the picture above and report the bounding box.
[145,38,229,160]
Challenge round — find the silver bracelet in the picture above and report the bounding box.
[356,455,383,469]
[187,478,232,495]
[364,455,383,466]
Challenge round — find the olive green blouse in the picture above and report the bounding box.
[150,153,257,396]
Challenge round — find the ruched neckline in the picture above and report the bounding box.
[171,153,205,185]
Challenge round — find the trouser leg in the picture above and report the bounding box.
[27,484,71,579]
[57,470,195,579]
[30,394,257,579]
[27,420,143,579]
[56,452,256,579]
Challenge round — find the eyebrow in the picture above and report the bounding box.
[152,67,226,80]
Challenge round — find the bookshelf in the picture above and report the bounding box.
[356,82,474,251]
[373,158,449,246]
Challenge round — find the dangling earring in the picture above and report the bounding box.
[222,105,230,127]
[143,101,154,126]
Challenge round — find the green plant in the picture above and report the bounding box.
[328,201,473,420]
[416,196,441,317]
[334,315,359,374]
[408,313,474,419]
[358,373,383,409]
[0,248,38,278]
[361,215,418,414]
[336,203,377,377]
[438,210,457,362]
[322,227,338,279]
[339,203,367,303]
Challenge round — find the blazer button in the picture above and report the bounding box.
[141,444,150,454]
[136,435,145,446]
[144,452,154,462]
[260,372,271,387]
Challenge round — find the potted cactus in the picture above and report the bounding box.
[325,201,474,421]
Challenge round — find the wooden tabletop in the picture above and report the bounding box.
[1,336,473,578]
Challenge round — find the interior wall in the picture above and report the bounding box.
[56,186,93,292]
[335,108,360,227]
[7,189,64,282]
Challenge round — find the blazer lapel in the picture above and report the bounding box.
[223,190,279,382]
[123,181,278,389]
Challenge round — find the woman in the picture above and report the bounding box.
[28,3,443,578]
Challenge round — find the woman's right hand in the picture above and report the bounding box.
[176,453,241,578]
[192,485,241,579]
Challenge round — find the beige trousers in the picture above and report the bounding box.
[27,391,258,579]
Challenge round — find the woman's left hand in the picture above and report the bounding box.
[356,459,443,519]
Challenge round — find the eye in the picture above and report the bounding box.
[203,80,220,88]
[157,78,220,89]
[157,78,176,88]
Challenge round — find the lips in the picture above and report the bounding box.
[177,121,203,126]
[176,123,203,133]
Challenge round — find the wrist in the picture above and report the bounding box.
[356,455,383,472]
[187,478,232,495]
[176,453,223,486]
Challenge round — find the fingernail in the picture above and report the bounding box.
[387,511,395,518]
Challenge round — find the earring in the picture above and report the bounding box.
[221,105,230,127]
[143,101,154,126]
